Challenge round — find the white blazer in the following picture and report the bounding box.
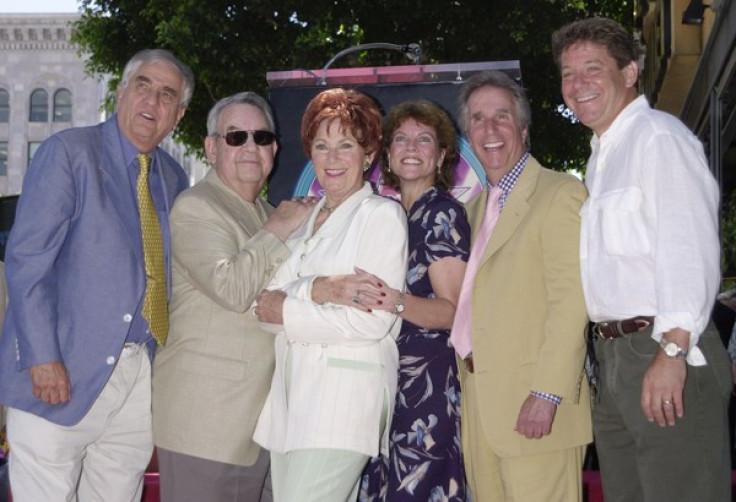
[254,183,408,457]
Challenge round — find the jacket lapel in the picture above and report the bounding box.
[480,157,540,264]
[98,117,143,263]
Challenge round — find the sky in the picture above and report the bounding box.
[0,0,81,13]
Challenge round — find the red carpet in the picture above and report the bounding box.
[10,470,736,501]
[139,471,606,502]
[138,471,736,502]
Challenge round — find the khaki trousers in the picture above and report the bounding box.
[461,371,585,502]
[8,345,153,502]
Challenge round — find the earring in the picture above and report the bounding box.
[364,160,371,172]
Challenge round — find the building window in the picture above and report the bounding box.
[29,89,48,122]
[53,89,72,122]
[28,142,41,167]
[0,142,7,176]
[0,89,8,123]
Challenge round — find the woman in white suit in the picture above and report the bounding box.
[253,88,408,502]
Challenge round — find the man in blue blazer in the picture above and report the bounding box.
[0,49,193,501]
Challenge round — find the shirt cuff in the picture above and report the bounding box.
[530,390,562,405]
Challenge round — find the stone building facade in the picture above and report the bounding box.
[0,14,106,195]
[0,13,207,196]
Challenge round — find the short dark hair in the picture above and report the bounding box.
[380,100,457,192]
[551,17,638,70]
[300,88,383,158]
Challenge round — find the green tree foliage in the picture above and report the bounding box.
[72,0,631,169]
[721,191,736,286]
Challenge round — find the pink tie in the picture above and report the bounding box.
[450,186,503,359]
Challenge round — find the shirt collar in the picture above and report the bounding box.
[595,94,648,144]
[490,152,529,208]
[116,114,156,171]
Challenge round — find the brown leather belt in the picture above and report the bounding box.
[463,354,474,373]
[593,316,654,339]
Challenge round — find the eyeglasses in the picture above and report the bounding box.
[213,130,276,147]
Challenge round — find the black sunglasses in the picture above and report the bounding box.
[214,130,276,147]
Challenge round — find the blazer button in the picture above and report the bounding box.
[106,356,116,365]
[123,314,133,323]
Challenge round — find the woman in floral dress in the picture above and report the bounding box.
[357,101,470,501]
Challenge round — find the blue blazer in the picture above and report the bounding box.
[0,115,187,426]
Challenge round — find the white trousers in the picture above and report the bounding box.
[7,345,153,502]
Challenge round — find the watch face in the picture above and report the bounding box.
[664,342,679,357]
[396,304,405,313]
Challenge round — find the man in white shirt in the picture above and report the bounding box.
[552,17,732,502]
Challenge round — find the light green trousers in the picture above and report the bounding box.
[270,448,369,502]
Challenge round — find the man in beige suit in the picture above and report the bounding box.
[451,71,591,501]
[152,92,313,502]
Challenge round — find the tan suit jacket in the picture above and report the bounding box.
[152,169,290,466]
[463,156,592,457]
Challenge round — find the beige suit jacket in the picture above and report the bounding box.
[152,169,290,466]
[463,156,592,457]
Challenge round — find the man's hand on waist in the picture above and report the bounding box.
[30,361,71,405]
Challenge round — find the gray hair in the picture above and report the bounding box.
[458,70,532,149]
[120,48,195,107]
[206,92,276,136]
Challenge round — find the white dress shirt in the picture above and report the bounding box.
[580,95,720,366]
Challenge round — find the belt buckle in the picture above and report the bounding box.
[593,322,609,339]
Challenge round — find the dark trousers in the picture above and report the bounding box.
[593,324,732,502]
[158,447,272,502]
[0,458,7,502]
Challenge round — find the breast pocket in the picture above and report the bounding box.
[597,188,650,256]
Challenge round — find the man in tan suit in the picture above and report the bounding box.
[152,92,313,502]
[451,71,591,501]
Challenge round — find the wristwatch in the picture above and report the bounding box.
[393,292,405,315]
[659,338,688,359]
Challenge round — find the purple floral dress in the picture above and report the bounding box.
[359,187,470,502]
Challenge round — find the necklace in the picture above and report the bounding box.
[320,203,337,213]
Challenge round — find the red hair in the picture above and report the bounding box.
[301,88,383,158]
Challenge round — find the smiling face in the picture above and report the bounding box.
[205,103,278,202]
[466,85,527,185]
[560,41,638,137]
[117,60,186,153]
[388,118,445,192]
[311,119,373,206]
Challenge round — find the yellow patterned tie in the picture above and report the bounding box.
[137,154,168,346]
